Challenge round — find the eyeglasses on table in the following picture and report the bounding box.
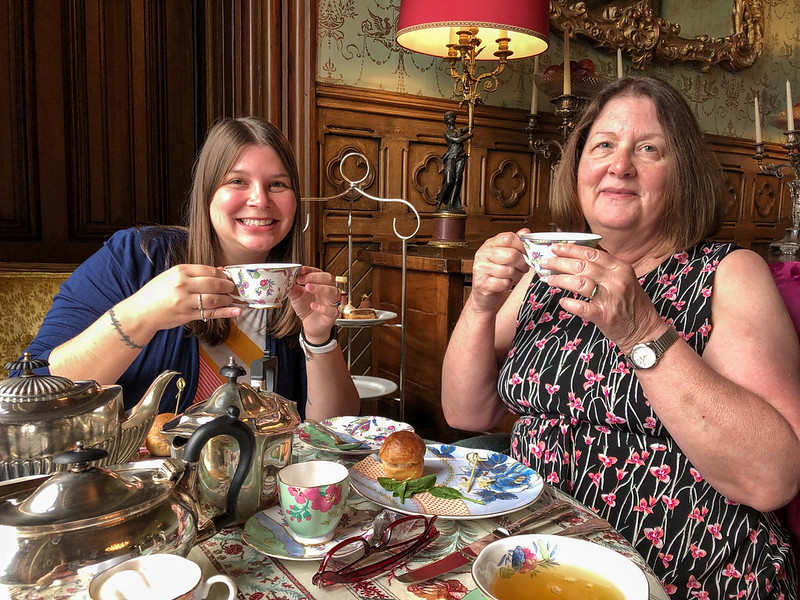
[312,511,439,588]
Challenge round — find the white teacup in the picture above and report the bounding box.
[518,232,602,282]
[223,263,302,309]
[277,460,350,545]
[89,554,236,600]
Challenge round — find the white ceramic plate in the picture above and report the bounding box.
[350,445,544,519]
[352,375,398,400]
[242,505,377,560]
[336,309,398,327]
[472,534,649,599]
[296,416,414,455]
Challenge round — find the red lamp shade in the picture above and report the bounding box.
[396,0,550,60]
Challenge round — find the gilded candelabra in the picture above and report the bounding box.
[753,130,800,257]
[526,93,590,159]
[445,27,513,134]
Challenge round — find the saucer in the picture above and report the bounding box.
[242,505,377,560]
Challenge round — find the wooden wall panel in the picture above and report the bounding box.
[0,0,197,263]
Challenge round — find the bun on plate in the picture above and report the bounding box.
[145,412,175,457]
[378,430,426,480]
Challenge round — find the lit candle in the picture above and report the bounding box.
[563,29,571,95]
[531,56,539,115]
[754,95,762,144]
[617,48,623,79]
[787,80,795,131]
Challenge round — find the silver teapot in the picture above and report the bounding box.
[0,354,178,480]
[0,406,255,587]
[162,354,301,523]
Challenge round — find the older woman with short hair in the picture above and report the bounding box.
[442,76,800,596]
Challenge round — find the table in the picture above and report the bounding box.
[3,439,669,600]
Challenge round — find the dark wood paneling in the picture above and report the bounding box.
[0,0,197,263]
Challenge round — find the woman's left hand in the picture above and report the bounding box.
[543,243,666,354]
[288,267,341,343]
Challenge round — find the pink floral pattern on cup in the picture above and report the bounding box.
[223,263,301,308]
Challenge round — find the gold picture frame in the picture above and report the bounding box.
[550,0,764,71]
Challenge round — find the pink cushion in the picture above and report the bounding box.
[769,261,800,583]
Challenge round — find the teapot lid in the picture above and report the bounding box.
[0,444,174,527]
[0,354,111,420]
[167,356,300,436]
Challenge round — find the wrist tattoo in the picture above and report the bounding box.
[108,307,144,350]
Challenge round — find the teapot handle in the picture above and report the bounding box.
[182,405,256,528]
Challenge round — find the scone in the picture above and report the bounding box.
[378,430,426,480]
[145,412,176,456]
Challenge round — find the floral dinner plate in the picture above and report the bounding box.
[296,416,414,455]
[336,309,397,327]
[350,445,543,519]
[242,505,378,560]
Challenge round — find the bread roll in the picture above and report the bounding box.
[378,430,426,480]
[145,412,175,457]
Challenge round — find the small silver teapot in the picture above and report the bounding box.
[0,354,178,480]
[162,354,301,523]
[0,406,255,587]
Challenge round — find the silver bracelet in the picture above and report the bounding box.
[108,308,144,350]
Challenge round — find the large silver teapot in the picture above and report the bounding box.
[0,406,255,588]
[163,354,301,523]
[0,354,178,480]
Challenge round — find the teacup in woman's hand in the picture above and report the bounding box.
[518,232,602,282]
[223,263,302,308]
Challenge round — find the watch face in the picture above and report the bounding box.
[630,344,657,369]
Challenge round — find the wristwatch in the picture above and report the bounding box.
[627,326,680,370]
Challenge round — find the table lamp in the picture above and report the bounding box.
[396,0,549,245]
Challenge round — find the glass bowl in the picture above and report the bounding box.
[535,70,612,99]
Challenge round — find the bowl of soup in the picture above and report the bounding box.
[472,534,648,600]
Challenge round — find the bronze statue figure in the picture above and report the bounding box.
[435,111,473,214]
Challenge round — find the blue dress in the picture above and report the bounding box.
[498,242,796,597]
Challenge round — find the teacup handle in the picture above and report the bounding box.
[197,574,237,600]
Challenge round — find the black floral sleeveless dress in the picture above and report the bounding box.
[498,242,796,598]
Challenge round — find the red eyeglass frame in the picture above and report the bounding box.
[312,514,439,587]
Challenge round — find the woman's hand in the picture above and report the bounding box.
[543,243,666,353]
[470,231,531,314]
[288,267,341,343]
[125,264,240,334]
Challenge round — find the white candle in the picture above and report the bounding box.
[531,56,539,114]
[617,48,623,79]
[498,29,508,39]
[448,27,457,45]
[754,95,762,144]
[563,29,571,95]
[787,80,795,131]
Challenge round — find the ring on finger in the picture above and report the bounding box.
[589,283,599,299]
[328,300,341,307]
[198,293,207,322]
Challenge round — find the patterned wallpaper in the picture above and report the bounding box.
[318,0,800,143]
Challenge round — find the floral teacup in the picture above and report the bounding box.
[223,263,301,309]
[277,460,350,544]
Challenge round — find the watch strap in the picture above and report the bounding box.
[299,327,339,359]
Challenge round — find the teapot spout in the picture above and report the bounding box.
[117,370,181,462]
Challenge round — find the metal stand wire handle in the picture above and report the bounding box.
[303,152,421,421]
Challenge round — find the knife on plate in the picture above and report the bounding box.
[396,500,572,583]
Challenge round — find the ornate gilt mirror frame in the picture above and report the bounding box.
[550,0,764,72]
